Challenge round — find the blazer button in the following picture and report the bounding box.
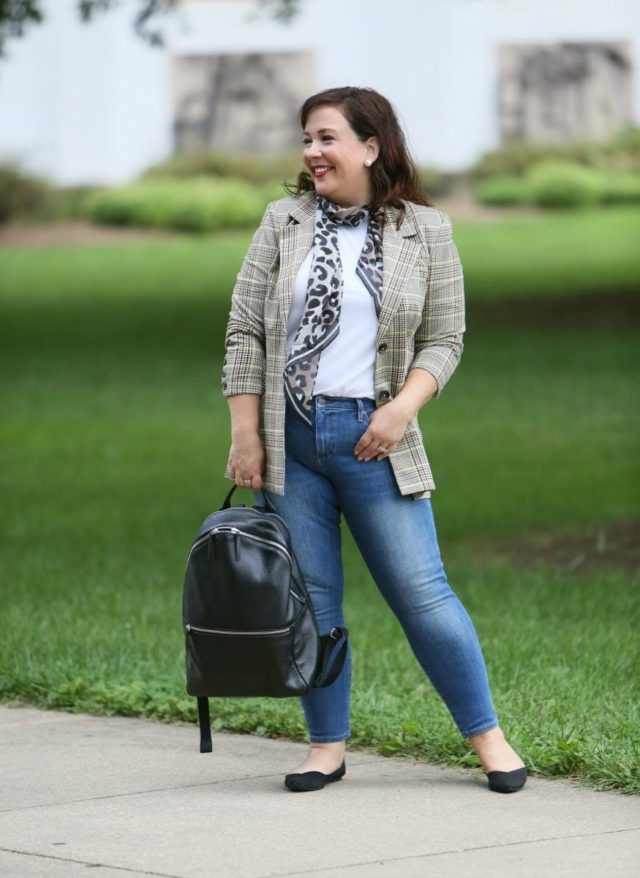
[379,390,391,401]
[377,342,388,353]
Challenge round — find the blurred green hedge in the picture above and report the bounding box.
[4,127,640,227]
[475,160,640,208]
[85,177,285,232]
[527,161,601,207]
[473,175,530,207]
[471,127,640,179]
[144,149,455,198]
[0,163,98,224]
[0,164,56,223]
[143,151,304,186]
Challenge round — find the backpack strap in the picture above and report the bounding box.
[197,697,213,753]
[313,627,349,688]
[221,484,277,512]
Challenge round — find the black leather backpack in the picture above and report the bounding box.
[182,487,348,752]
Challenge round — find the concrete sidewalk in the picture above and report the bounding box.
[0,706,637,877]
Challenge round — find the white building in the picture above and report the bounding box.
[0,0,638,185]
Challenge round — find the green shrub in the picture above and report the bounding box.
[526,160,601,208]
[606,126,640,172]
[143,151,463,199]
[471,141,558,180]
[143,151,304,186]
[612,125,640,150]
[598,172,640,204]
[471,128,640,179]
[473,159,640,209]
[52,186,98,219]
[474,175,530,206]
[85,177,283,232]
[0,163,55,223]
[0,166,99,223]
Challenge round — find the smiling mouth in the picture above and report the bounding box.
[312,166,334,178]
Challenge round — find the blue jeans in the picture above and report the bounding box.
[266,396,498,743]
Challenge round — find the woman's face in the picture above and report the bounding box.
[302,105,379,208]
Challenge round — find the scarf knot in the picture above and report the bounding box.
[319,196,370,229]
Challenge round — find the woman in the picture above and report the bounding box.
[222,86,526,794]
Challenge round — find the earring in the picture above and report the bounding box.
[365,159,372,167]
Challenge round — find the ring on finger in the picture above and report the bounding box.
[377,445,389,453]
[242,478,252,486]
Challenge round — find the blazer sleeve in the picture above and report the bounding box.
[221,203,279,397]
[410,209,466,397]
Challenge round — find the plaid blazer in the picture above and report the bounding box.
[222,191,465,498]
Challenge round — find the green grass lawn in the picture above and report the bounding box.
[453,205,640,300]
[1,207,638,792]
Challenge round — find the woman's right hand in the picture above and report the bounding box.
[228,431,265,490]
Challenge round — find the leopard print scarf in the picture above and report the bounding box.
[284,196,384,426]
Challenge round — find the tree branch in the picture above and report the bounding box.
[0,0,302,56]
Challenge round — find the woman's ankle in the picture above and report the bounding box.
[468,727,524,773]
[309,740,346,754]
[290,741,345,774]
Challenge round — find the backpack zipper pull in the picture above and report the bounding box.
[207,532,218,561]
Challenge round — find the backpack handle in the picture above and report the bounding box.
[221,484,277,513]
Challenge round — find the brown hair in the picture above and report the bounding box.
[287,86,431,222]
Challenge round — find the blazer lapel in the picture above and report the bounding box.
[275,195,421,338]
[377,206,421,340]
[276,193,316,327]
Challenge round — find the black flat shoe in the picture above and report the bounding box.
[284,761,346,792]
[486,766,528,793]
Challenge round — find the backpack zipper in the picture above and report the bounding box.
[190,526,293,565]
[185,623,292,637]
[188,526,304,601]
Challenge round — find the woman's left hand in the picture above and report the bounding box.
[354,400,412,462]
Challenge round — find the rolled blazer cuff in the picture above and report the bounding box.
[221,331,265,397]
[410,340,463,398]
[409,209,465,398]
[221,375,264,397]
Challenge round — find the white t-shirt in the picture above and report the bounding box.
[286,221,378,400]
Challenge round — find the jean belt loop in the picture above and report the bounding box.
[356,398,366,422]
